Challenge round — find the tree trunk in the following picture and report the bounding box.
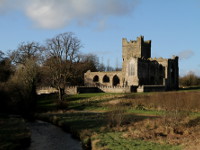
[58,87,65,101]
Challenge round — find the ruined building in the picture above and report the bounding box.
[84,36,179,92]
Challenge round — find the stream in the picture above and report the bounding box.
[26,120,83,150]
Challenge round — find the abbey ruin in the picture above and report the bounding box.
[84,36,179,93]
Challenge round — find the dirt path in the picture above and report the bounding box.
[26,120,82,150]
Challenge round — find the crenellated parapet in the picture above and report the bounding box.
[122,36,151,60]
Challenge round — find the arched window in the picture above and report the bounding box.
[93,75,99,82]
[171,66,175,84]
[103,75,110,83]
[113,75,120,86]
[128,63,134,76]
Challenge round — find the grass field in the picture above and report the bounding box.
[36,91,200,150]
[93,132,181,150]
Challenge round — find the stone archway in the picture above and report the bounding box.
[93,75,99,82]
[113,75,120,86]
[103,75,110,83]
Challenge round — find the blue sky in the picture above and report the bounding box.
[0,0,200,76]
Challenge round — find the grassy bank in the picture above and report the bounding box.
[36,92,200,150]
[92,132,180,150]
[37,111,182,150]
[0,114,31,150]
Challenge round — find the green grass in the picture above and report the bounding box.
[0,114,30,150]
[37,92,200,150]
[36,93,112,111]
[37,112,181,150]
[65,93,112,101]
[36,93,58,112]
[94,132,181,150]
[38,111,106,132]
[37,93,123,112]
[128,109,164,115]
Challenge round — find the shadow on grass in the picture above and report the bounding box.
[67,95,125,111]
[65,96,89,101]
[39,111,159,133]
[65,93,110,102]
[0,114,31,150]
[36,93,58,112]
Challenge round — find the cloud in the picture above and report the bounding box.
[0,0,24,13]
[0,0,138,29]
[0,0,13,13]
[177,50,194,60]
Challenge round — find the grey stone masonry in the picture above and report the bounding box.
[84,36,179,92]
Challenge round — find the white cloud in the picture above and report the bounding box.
[0,0,138,29]
[178,50,194,60]
[25,1,68,29]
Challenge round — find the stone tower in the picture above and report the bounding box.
[84,35,179,91]
[122,36,151,72]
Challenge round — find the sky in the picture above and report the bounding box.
[0,0,200,76]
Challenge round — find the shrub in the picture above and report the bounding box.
[179,72,200,87]
[126,92,200,112]
[106,106,127,128]
[0,59,38,118]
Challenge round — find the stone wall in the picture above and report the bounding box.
[69,86,138,94]
[167,56,179,90]
[99,86,132,93]
[84,70,123,86]
[124,57,139,86]
[37,86,78,95]
[150,56,179,90]
[138,58,165,85]
[37,85,167,95]
[84,35,179,91]
[137,85,166,92]
[36,87,58,95]
[65,86,77,95]
[122,36,151,61]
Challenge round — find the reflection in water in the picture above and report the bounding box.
[27,121,82,150]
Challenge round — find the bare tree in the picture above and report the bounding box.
[9,42,43,65]
[179,72,200,86]
[78,54,99,70]
[44,32,81,101]
[5,42,42,115]
[70,54,100,85]
[7,58,38,116]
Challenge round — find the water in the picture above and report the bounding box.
[27,120,82,150]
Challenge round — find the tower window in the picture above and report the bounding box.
[128,63,134,76]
